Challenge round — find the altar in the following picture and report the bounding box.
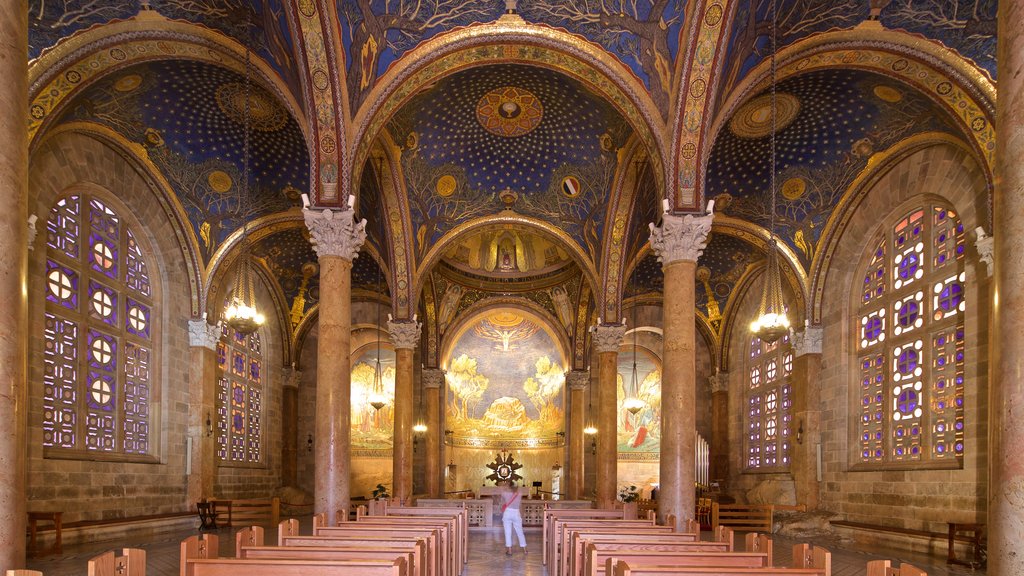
[417,497,593,527]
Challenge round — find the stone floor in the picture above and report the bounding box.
[24,518,986,576]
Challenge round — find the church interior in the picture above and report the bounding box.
[5,0,1021,574]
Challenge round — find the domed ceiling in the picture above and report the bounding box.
[56,59,309,263]
[441,227,574,279]
[385,63,633,262]
[706,68,961,268]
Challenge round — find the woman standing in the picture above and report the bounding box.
[500,481,527,555]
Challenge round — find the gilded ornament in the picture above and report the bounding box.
[476,86,543,138]
[689,78,707,98]
[704,4,723,26]
[730,93,800,139]
[215,82,288,131]
[207,170,233,193]
[436,174,457,197]
[114,74,142,93]
[312,69,329,91]
[781,177,806,200]
[873,85,903,102]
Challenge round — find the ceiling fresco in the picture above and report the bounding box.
[440,227,575,279]
[29,1,300,98]
[705,68,960,268]
[719,0,996,99]
[56,59,309,264]
[385,64,632,263]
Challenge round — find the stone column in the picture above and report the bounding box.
[422,369,444,498]
[0,1,28,569]
[566,370,590,500]
[991,3,1024,573]
[790,325,822,510]
[389,319,421,503]
[304,207,366,524]
[187,320,220,504]
[282,368,301,488]
[649,208,713,527]
[708,372,729,484]
[593,324,626,509]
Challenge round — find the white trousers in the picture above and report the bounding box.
[502,508,526,548]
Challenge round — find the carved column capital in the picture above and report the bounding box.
[793,325,824,357]
[707,371,730,394]
[388,318,422,350]
[422,368,446,389]
[975,226,993,278]
[284,367,302,388]
[303,207,367,260]
[188,319,220,350]
[592,323,627,353]
[648,210,714,265]
[566,370,591,391]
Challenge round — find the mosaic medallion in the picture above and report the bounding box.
[476,86,543,138]
[729,93,800,139]
[215,82,288,132]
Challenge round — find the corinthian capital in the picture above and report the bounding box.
[303,206,367,260]
[707,371,730,394]
[388,318,422,350]
[421,368,445,389]
[649,210,714,265]
[592,323,627,353]
[793,324,824,357]
[188,319,220,350]
[566,370,591,390]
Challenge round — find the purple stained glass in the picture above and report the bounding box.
[897,348,918,374]
[897,301,919,327]
[939,283,964,312]
[864,317,883,340]
[233,386,244,404]
[897,389,918,415]
[898,253,919,279]
[232,410,244,433]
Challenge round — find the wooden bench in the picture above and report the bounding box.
[556,520,696,576]
[316,524,446,576]
[210,498,280,528]
[239,546,417,576]
[571,526,733,576]
[27,511,61,556]
[354,516,459,576]
[544,509,623,564]
[181,533,219,566]
[587,547,770,576]
[550,518,655,571]
[566,528,686,576]
[182,557,407,576]
[606,543,831,576]
[7,570,43,575]
[281,534,434,576]
[866,560,926,576]
[389,506,469,565]
[87,548,145,576]
[712,503,773,533]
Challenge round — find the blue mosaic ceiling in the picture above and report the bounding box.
[720,0,996,98]
[385,63,632,262]
[705,68,960,268]
[29,1,300,97]
[57,59,310,264]
[337,0,689,111]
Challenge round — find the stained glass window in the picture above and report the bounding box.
[215,325,263,464]
[856,204,965,465]
[42,195,153,456]
[745,334,793,470]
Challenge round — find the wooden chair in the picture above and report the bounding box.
[867,560,927,576]
[196,501,218,531]
[7,570,44,576]
[87,548,145,576]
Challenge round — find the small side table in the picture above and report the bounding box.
[947,522,985,567]
[27,511,62,556]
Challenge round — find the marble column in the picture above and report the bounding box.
[649,208,713,527]
[422,369,445,498]
[566,370,590,500]
[282,368,301,488]
[304,207,366,525]
[593,324,626,509]
[991,3,1024,573]
[389,319,421,503]
[708,372,729,484]
[0,0,28,569]
[791,326,822,510]
[186,321,220,505]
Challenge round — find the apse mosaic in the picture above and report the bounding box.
[351,347,396,454]
[387,64,631,261]
[29,1,300,95]
[616,344,662,460]
[706,69,960,268]
[57,60,308,263]
[719,0,995,96]
[445,310,565,448]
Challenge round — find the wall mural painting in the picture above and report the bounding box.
[351,347,396,454]
[617,346,662,460]
[446,310,565,448]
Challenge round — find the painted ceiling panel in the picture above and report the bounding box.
[705,68,959,268]
[250,227,320,327]
[385,64,632,262]
[878,0,996,79]
[29,1,300,96]
[57,60,309,264]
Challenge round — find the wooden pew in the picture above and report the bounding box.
[281,535,432,576]
[238,546,418,576]
[182,557,407,576]
[316,525,446,576]
[234,526,264,552]
[564,528,682,576]
[180,534,219,574]
[606,545,832,576]
[585,545,769,576]
[544,509,623,564]
[866,560,927,576]
[278,518,300,545]
[386,506,468,565]
[569,531,729,576]
[87,548,145,576]
[551,518,656,573]
[353,516,459,576]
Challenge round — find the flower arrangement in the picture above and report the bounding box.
[372,483,390,500]
[618,485,640,503]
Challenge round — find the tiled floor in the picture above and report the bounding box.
[25,519,986,576]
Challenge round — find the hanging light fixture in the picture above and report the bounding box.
[583,377,598,435]
[368,264,387,411]
[413,378,428,433]
[223,25,265,334]
[749,0,790,343]
[623,304,645,416]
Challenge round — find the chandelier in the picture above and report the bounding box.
[623,302,645,416]
[749,0,790,343]
[368,263,387,411]
[223,34,265,334]
[583,389,598,436]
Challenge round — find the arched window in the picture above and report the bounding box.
[215,325,263,463]
[42,195,153,456]
[745,335,793,470]
[855,204,965,466]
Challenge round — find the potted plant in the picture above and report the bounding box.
[618,485,640,519]
[372,483,390,500]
